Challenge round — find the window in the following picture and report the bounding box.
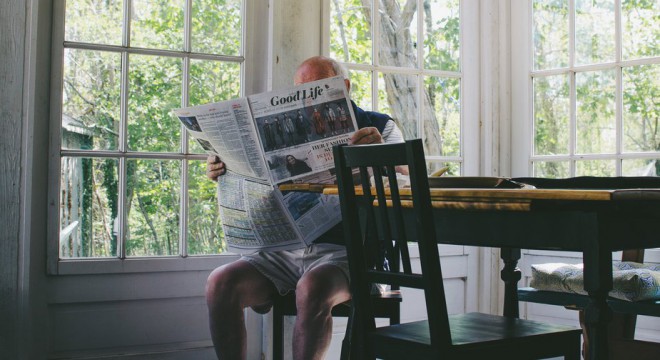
[51,0,245,272]
[527,0,659,177]
[325,0,477,175]
[513,0,660,268]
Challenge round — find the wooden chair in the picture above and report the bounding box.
[333,139,583,359]
[270,226,402,360]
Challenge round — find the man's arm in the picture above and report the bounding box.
[349,127,383,145]
[350,122,409,175]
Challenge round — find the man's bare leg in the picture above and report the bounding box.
[293,264,351,360]
[206,260,277,360]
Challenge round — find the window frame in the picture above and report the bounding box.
[511,0,660,177]
[321,0,480,176]
[47,0,261,275]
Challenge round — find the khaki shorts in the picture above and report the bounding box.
[239,243,349,295]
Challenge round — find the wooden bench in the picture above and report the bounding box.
[512,177,660,359]
[518,248,660,359]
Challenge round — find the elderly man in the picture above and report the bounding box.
[205,56,405,360]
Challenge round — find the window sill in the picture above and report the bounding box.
[53,254,240,275]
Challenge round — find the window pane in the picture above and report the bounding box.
[329,0,372,64]
[60,157,118,259]
[424,0,460,71]
[192,0,242,55]
[378,0,417,69]
[187,160,225,255]
[379,73,417,139]
[130,0,184,50]
[533,0,569,70]
[623,64,659,153]
[533,161,569,178]
[65,0,122,45]
[128,54,182,152]
[534,75,570,155]
[622,158,660,176]
[126,159,180,256]
[576,159,616,176]
[576,70,616,154]
[348,69,373,111]
[424,76,460,157]
[186,60,240,154]
[622,0,660,59]
[575,0,615,65]
[62,49,121,151]
[189,60,241,106]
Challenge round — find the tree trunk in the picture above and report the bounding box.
[360,0,444,168]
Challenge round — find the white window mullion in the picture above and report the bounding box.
[615,0,623,175]
[568,0,576,176]
[372,69,378,112]
[371,0,379,111]
[461,0,478,176]
[569,70,576,176]
[417,0,425,146]
[48,0,67,273]
[179,0,193,258]
[117,1,132,260]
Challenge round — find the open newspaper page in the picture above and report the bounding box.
[246,76,358,244]
[173,100,302,253]
[173,76,358,252]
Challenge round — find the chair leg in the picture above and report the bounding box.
[564,334,582,360]
[578,310,589,359]
[272,308,284,360]
[391,304,400,325]
[339,306,354,360]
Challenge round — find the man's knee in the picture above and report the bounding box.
[206,261,276,310]
[206,265,240,304]
[295,266,349,313]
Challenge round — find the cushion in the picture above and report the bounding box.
[530,262,660,302]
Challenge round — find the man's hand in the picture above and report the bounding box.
[349,127,383,145]
[207,155,226,181]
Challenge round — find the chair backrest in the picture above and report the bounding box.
[333,139,452,350]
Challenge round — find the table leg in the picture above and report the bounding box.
[500,247,521,318]
[583,230,613,360]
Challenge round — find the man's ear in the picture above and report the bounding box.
[344,79,351,93]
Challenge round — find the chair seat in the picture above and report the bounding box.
[370,312,582,359]
[519,287,660,316]
[274,290,402,316]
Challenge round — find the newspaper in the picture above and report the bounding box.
[173,76,358,253]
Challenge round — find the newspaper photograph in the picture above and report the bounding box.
[173,76,358,253]
[248,76,357,184]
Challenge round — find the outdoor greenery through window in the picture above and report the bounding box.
[532,0,659,177]
[329,0,462,175]
[58,0,243,259]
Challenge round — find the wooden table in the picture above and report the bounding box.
[282,184,660,360]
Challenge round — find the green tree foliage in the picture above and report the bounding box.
[330,0,461,173]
